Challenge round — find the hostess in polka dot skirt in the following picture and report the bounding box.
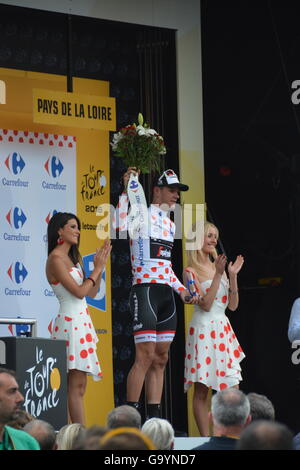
[184,278,245,392]
[50,264,102,381]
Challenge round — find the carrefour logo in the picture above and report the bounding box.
[7,261,28,284]
[43,210,58,243]
[45,210,58,225]
[5,152,25,175]
[82,253,106,312]
[129,180,139,192]
[6,207,27,229]
[44,156,64,178]
[2,152,29,188]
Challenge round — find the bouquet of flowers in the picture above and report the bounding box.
[110,113,166,174]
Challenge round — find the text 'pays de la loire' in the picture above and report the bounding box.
[37,99,112,120]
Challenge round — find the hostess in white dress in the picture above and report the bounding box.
[184,278,245,392]
[51,264,102,381]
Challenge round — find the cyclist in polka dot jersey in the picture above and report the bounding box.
[183,221,245,436]
[114,167,196,419]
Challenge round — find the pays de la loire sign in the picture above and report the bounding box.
[0,80,5,104]
[33,88,116,131]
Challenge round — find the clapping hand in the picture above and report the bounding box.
[228,255,244,276]
[94,239,112,271]
[215,254,227,275]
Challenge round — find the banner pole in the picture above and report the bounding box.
[67,14,73,93]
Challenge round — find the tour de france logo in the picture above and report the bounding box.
[23,346,62,417]
[80,164,106,202]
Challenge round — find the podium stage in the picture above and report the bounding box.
[0,336,68,430]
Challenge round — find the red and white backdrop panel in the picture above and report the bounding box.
[0,129,76,337]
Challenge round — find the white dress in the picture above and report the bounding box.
[50,264,102,381]
[184,278,245,392]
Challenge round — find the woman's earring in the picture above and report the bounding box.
[57,236,64,245]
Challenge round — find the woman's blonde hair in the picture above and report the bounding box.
[56,423,86,450]
[186,221,219,276]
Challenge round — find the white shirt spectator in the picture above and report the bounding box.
[288,298,300,343]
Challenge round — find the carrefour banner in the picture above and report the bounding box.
[0,128,76,337]
[0,67,114,427]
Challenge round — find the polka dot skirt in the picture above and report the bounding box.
[184,279,245,392]
[50,265,102,381]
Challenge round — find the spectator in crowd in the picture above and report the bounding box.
[81,425,107,450]
[6,409,34,430]
[247,392,275,421]
[107,405,141,429]
[288,295,300,450]
[142,417,175,450]
[294,432,300,450]
[71,425,108,450]
[288,297,300,343]
[98,427,156,450]
[193,388,251,450]
[236,420,294,450]
[56,423,86,450]
[24,419,57,450]
[0,368,40,450]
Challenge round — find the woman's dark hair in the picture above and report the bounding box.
[47,212,83,269]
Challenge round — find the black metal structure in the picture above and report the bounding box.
[201,0,300,432]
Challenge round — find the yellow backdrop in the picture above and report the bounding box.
[0,67,114,426]
[180,151,206,436]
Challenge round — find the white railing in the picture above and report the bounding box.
[0,318,37,337]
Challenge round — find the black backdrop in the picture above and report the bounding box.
[201,0,300,432]
[0,3,187,434]
[3,0,300,436]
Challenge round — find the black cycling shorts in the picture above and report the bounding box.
[129,283,177,344]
